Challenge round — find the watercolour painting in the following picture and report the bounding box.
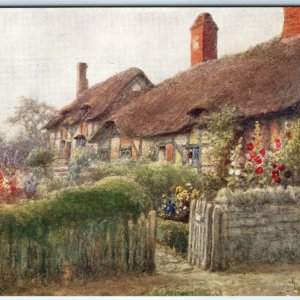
[0,6,299,296]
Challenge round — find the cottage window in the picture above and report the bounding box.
[120,147,132,160]
[75,136,86,148]
[186,146,200,167]
[59,140,66,149]
[158,146,166,161]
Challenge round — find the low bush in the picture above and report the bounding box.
[132,162,200,208]
[76,161,201,208]
[0,176,153,291]
[157,219,189,254]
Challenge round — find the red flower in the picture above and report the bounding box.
[272,164,277,169]
[274,138,281,150]
[274,177,281,184]
[247,143,254,151]
[272,170,280,179]
[259,149,266,156]
[250,151,257,158]
[278,164,286,172]
[255,166,264,174]
[254,156,262,164]
[284,170,292,179]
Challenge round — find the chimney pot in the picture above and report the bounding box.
[190,13,218,66]
[282,7,300,40]
[77,62,88,97]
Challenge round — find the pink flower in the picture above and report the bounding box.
[274,138,281,150]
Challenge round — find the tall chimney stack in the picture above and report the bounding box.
[76,62,88,97]
[282,7,300,40]
[190,13,218,66]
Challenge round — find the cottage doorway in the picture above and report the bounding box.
[65,142,71,160]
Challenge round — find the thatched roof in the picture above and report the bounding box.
[112,37,300,137]
[44,67,153,130]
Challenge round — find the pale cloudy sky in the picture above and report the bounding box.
[0,7,283,134]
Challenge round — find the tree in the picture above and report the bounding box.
[27,148,55,177]
[3,97,57,168]
[8,97,57,146]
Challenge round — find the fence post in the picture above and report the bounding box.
[210,206,222,271]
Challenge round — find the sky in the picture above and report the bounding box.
[0,7,283,135]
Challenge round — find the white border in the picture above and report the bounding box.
[0,0,299,6]
[0,3,299,300]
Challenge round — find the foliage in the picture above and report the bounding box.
[68,147,98,183]
[285,119,300,183]
[158,183,199,222]
[73,161,200,209]
[3,97,57,168]
[226,121,293,190]
[132,163,200,209]
[27,148,55,176]
[0,177,153,290]
[207,106,240,182]
[156,219,189,254]
[198,173,224,200]
[0,176,150,235]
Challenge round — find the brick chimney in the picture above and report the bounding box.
[282,7,300,40]
[76,62,88,97]
[190,13,218,66]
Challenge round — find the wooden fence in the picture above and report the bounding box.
[0,210,156,289]
[187,199,225,271]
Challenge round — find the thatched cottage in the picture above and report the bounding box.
[46,8,300,173]
[44,65,153,161]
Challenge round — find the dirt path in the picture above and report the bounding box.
[8,244,300,296]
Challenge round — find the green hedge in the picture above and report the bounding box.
[157,219,189,254]
[84,162,200,208]
[0,177,154,291]
[0,176,150,239]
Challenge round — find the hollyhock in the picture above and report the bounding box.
[255,166,264,174]
[250,151,257,158]
[247,143,254,151]
[254,156,262,164]
[274,138,281,150]
[278,164,286,172]
[274,177,281,184]
[272,170,280,179]
[259,149,266,156]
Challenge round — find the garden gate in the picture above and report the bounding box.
[188,199,225,271]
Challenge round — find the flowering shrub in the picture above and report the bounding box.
[158,183,199,222]
[0,169,23,203]
[227,121,293,189]
[285,119,300,184]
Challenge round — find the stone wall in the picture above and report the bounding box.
[188,186,300,271]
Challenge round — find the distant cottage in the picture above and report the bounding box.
[46,7,300,173]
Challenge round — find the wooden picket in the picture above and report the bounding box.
[188,199,223,271]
